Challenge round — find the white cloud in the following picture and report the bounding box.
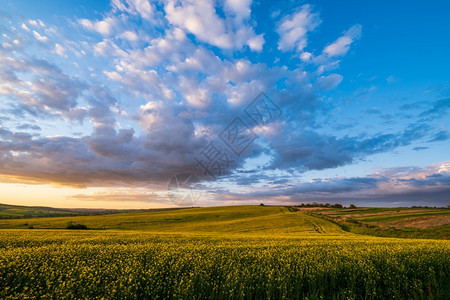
[120,30,139,42]
[277,5,321,52]
[93,40,110,56]
[165,0,232,49]
[224,0,252,22]
[167,47,221,73]
[93,40,127,57]
[164,0,263,51]
[2,42,12,50]
[323,24,362,57]
[315,73,343,91]
[21,23,30,31]
[32,31,48,42]
[28,19,45,27]
[185,87,210,108]
[54,43,66,56]
[112,0,155,20]
[234,28,264,52]
[300,51,312,62]
[104,71,122,81]
[119,27,188,68]
[129,0,154,19]
[247,34,264,52]
[79,17,117,36]
[315,60,340,75]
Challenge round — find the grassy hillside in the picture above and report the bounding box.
[0,203,83,219]
[0,205,346,236]
[302,206,450,239]
[2,204,448,239]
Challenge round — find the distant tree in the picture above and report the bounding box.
[331,204,343,209]
[67,221,88,230]
[259,203,265,206]
[349,204,356,209]
[325,203,331,208]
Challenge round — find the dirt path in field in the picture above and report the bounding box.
[306,219,325,233]
[290,211,329,234]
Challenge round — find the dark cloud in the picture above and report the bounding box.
[419,98,450,119]
[16,124,41,131]
[413,146,428,151]
[287,188,450,208]
[399,101,428,111]
[2,98,441,190]
[0,131,203,188]
[364,107,381,115]
[266,121,433,173]
[219,165,450,207]
[288,176,381,194]
[428,130,449,142]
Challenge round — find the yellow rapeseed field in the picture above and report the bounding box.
[0,206,449,299]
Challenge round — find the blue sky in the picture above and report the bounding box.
[0,0,449,208]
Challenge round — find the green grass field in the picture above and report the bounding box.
[304,206,450,239]
[0,205,345,236]
[1,205,449,299]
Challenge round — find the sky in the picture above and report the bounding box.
[0,0,449,209]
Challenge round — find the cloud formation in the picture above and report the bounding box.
[323,24,362,57]
[219,162,450,207]
[277,4,321,52]
[0,1,449,207]
[164,0,264,51]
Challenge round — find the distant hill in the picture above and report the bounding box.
[0,203,81,219]
[0,203,185,219]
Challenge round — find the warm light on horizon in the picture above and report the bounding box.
[0,183,173,209]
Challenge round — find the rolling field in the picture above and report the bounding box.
[0,203,83,219]
[0,203,183,220]
[1,206,449,299]
[304,207,450,239]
